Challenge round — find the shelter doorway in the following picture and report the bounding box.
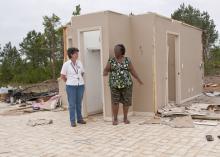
[166,33,181,105]
[82,30,104,115]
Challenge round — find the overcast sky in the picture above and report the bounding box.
[0,0,219,48]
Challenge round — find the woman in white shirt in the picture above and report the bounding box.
[60,47,86,127]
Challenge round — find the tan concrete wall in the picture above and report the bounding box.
[130,14,155,113]
[155,15,203,109]
[107,13,155,113]
[107,12,134,115]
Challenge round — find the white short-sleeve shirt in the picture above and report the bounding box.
[60,60,85,86]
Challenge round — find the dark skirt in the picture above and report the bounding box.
[110,86,133,106]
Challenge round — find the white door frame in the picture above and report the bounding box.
[165,31,181,105]
[77,26,106,119]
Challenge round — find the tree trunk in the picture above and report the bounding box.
[202,31,209,63]
[51,34,56,80]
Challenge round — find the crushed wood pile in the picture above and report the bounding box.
[139,94,220,129]
[203,81,220,97]
[158,103,220,119]
[203,77,220,93]
[144,78,220,128]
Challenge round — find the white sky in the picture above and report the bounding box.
[0,0,219,47]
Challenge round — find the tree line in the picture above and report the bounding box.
[0,5,81,86]
[0,14,63,85]
[172,3,220,75]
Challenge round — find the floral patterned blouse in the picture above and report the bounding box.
[109,57,133,89]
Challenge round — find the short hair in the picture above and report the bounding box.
[67,47,79,59]
[115,44,126,55]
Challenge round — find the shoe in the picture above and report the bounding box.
[124,119,130,124]
[112,120,118,125]
[71,122,77,127]
[77,119,86,124]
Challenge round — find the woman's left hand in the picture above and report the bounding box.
[138,79,144,85]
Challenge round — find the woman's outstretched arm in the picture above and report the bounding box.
[129,63,143,85]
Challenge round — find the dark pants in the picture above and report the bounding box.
[66,85,84,124]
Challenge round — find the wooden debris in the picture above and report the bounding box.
[192,113,220,120]
[194,120,218,126]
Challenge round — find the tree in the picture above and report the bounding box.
[171,3,219,61]
[0,42,22,84]
[20,30,48,68]
[43,14,61,79]
[0,45,3,64]
[72,4,81,16]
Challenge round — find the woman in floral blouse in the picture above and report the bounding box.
[103,44,143,125]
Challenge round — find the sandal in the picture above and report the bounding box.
[112,120,118,125]
[124,119,130,124]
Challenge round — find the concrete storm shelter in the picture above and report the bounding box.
[59,11,203,121]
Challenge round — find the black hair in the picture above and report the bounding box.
[67,47,79,59]
[114,44,126,55]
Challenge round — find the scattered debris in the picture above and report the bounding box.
[191,113,220,120]
[0,80,63,116]
[155,100,220,128]
[0,95,62,116]
[207,105,220,113]
[204,91,220,97]
[157,104,188,117]
[0,87,15,102]
[204,83,219,88]
[0,93,8,102]
[186,103,209,116]
[206,135,214,141]
[194,120,218,126]
[11,85,58,104]
[27,119,53,127]
[139,116,161,125]
[32,95,61,111]
[164,116,194,128]
[188,103,211,110]
[0,80,58,105]
[0,86,14,94]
